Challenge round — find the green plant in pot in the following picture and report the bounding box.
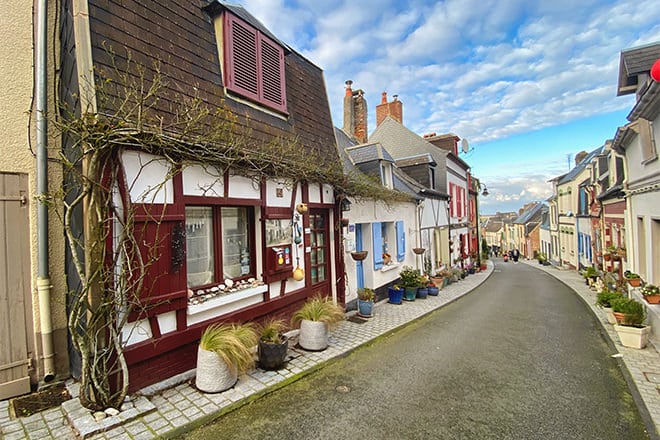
[357,287,375,317]
[388,284,404,304]
[641,283,660,304]
[398,266,421,301]
[257,318,289,370]
[196,322,258,393]
[610,296,650,349]
[292,295,345,351]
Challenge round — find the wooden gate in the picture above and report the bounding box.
[0,173,33,399]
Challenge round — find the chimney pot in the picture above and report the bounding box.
[381,92,387,104]
[345,80,353,97]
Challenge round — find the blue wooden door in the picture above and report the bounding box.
[355,224,364,288]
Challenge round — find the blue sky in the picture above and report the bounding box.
[233,0,660,214]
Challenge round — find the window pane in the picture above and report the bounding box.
[222,207,251,279]
[186,207,215,287]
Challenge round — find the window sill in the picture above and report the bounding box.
[380,262,400,272]
[187,284,267,316]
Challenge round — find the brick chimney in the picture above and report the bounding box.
[376,92,403,126]
[342,80,368,143]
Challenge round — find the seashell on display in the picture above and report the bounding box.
[248,277,255,283]
[225,279,234,288]
[210,286,219,292]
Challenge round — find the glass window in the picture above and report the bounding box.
[185,207,215,287]
[309,211,329,284]
[185,206,254,288]
[221,207,251,279]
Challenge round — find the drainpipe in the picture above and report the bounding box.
[35,0,55,382]
[612,149,633,273]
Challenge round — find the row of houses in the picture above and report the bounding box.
[0,1,485,402]
[481,41,660,340]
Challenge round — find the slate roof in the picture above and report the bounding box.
[346,143,395,165]
[617,42,660,96]
[333,127,429,201]
[513,202,544,225]
[369,116,450,166]
[557,146,604,185]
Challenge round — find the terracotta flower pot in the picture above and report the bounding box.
[627,278,641,287]
[644,295,660,304]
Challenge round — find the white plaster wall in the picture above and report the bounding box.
[0,2,69,375]
[342,198,417,302]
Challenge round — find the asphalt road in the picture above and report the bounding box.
[179,259,650,439]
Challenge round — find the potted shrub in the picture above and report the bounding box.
[417,274,430,299]
[641,283,660,304]
[439,269,453,287]
[430,271,444,288]
[624,271,642,288]
[536,252,547,265]
[357,287,375,317]
[291,295,345,351]
[582,267,598,286]
[388,284,404,304]
[596,288,622,325]
[399,266,421,301]
[196,322,258,393]
[611,297,650,349]
[257,318,288,371]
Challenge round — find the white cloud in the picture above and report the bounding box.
[232,0,660,213]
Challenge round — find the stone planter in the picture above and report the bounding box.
[614,324,651,349]
[195,347,237,393]
[298,319,329,351]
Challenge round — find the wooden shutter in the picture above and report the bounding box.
[396,220,405,261]
[224,13,287,113]
[449,183,454,217]
[259,35,286,113]
[372,222,383,270]
[225,13,259,102]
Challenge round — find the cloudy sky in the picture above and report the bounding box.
[235,0,660,214]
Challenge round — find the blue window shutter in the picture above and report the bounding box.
[396,221,405,261]
[373,222,383,270]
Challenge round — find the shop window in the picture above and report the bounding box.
[185,206,254,288]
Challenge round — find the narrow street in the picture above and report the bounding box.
[180,260,650,440]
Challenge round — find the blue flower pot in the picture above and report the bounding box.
[428,286,439,296]
[403,287,417,301]
[416,287,429,299]
[388,287,403,304]
[357,299,374,317]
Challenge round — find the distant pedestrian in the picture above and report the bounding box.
[512,249,520,263]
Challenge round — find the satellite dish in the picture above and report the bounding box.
[461,138,469,154]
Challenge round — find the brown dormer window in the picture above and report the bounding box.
[223,13,287,113]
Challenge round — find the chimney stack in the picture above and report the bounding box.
[376,91,403,126]
[342,80,368,143]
